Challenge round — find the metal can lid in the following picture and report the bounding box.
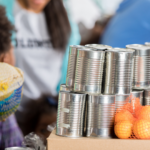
[114,47,135,52]
[77,48,105,59]
[85,44,112,50]
[126,44,150,56]
[106,49,134,61]
[107,48,134,53]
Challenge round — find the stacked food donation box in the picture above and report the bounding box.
[48,43,150,150]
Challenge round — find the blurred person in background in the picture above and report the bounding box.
[0,0,81,135]
[0,5,23,149]
[101,0,150,47]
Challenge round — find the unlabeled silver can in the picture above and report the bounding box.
[86,94,115,138]
[85,44,112,51]
[144,89,150,105]
[74,48,105,94]
[60,84,72,92]
[126,44,150,89]
[56,92,86,137]
[66,45,85,88]
[115,94,130,112]
[103,49,134,95]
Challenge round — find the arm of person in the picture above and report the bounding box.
[56,20,81,93]
[101,0,150,47]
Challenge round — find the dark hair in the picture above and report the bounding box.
[0,6,15,54]
[20,0,71,50]
[44,0,71,50]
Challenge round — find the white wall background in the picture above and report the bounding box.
[64,0,123,29]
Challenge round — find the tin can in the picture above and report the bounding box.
[56,92,86,137]
[66,45,85,88]
[74,48,105,94]
[103,49,134,95]
[86,94,115,138]
[126,44,150,89]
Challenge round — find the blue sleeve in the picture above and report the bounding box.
[56,20,81,93]
[101,0,150,48]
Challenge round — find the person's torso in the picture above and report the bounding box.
[13,1,64,102]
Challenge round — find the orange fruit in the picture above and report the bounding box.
[115,121,133,139]
[115,110,135,123]
[138,106,150,121]
[134,106,143,118]
[133,120,150,139]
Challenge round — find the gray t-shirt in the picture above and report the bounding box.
[13,1,63,110]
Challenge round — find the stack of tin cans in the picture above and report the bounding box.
[103,48,134,113]
[56,43,150,139]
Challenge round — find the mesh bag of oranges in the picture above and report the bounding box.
[0,62,24,121]
[114,94,150,139]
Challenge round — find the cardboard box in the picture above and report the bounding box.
[47,129,150,150]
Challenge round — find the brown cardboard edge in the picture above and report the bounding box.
[47,129,150,150]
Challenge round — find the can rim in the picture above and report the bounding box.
[131,90,144,93]
[126,44,150,50]
[70,45,85,48]
[85,44,112,50]
[59,91,86,96]
[114,47,135,52]
[107,48,134,53]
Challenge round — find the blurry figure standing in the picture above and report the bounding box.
[0,0,81,135]
[101,0,150,47]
